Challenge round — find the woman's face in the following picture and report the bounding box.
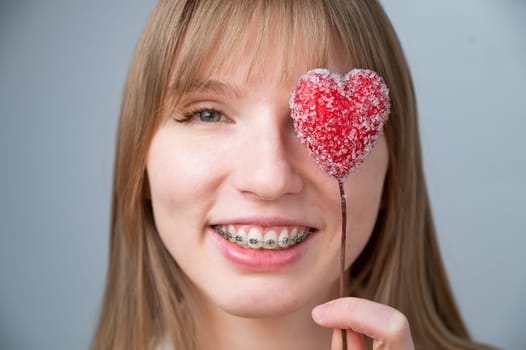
[146,39,388,318]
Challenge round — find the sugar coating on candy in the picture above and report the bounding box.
[290,68,391,179]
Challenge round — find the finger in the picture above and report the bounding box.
[331,328,366,350]
[312,297,414,349]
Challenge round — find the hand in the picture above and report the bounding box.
[312,297,415,350]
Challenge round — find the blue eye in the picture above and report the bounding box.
[177,108,226,123]
[196,109,222,122]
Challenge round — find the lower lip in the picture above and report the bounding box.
[208,227,315,271]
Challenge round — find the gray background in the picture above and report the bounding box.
[1,0,524,349]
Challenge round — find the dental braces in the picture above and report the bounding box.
[213,225,313,246]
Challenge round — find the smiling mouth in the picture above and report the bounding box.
[211,225,315,250]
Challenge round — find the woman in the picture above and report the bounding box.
[91,1,496,349]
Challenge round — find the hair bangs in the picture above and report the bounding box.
[166,0,332,102]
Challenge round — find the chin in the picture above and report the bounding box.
[199,275,327,320]
[216,295,304,319]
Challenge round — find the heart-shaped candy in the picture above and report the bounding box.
[290,68,391,179]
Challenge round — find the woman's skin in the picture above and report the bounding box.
[146,27,414,350]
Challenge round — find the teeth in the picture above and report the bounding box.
[290,228,299,244]
[228,224,236,242]
[247,228,263,249]
[263,230,278,249]
[278,229,289,248]
[213,225,312,250]
[234,228,247,247]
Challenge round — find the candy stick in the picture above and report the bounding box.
[338,179,347,348]
[290,68,390,349]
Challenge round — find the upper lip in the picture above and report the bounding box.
[210,216,318,230]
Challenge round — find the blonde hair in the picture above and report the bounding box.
[91,1,495,349]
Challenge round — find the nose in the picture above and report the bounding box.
[232,121,303,201]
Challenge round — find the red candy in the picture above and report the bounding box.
[290,68,391,179]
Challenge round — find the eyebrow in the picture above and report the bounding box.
[172,79,242,99]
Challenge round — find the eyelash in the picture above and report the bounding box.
[175,107,229,124]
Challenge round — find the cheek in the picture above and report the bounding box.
[344,186,383,262]
[343,137,388,259]
[145,127,231,265]
[347,136,388,209]
[146,127,228,212]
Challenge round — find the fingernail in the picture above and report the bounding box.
[312,304,327,322]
